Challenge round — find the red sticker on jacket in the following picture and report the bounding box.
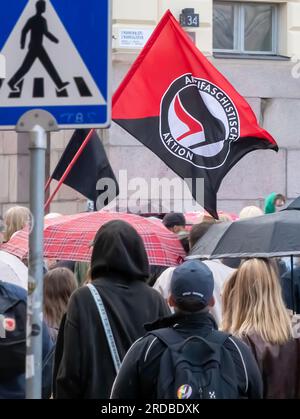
[4,318,16,332]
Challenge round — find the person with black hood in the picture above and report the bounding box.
[54,220,170,399]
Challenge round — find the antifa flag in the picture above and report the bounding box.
[52,129,119,208]
[112,10,278,218]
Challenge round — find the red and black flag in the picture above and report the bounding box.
[52,129,119,209]
[112,10,278,218]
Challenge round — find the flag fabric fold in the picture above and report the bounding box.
[52,129,119,208]
[112,10,278,218]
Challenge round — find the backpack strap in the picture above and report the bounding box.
[207,330,249,394]
[227,337,249,394]
[149,327,184,347]
[150,328,230,347]
[205,330,231,346]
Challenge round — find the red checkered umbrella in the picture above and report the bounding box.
[1,212,185,267]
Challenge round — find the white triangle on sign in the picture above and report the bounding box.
[0,0,106,107]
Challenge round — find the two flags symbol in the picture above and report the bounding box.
[54,10,277,217]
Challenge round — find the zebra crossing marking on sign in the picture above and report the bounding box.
[0,0,111,129]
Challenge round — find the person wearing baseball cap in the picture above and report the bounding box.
[111,260,263,399]
[169,260,215,312]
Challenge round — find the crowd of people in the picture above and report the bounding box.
[1,191,300,400]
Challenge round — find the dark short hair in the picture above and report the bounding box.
[163,212,186,228]
[275,194,285,203]
[189,220,216,249]
[175,298,206,313]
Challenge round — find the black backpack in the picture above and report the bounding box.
[150,328,245,399]
[0,284,26,377]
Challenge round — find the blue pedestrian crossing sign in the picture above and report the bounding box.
[0,0,111,129]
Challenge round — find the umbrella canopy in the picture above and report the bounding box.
[188,210,300,260]
[0,250,27,289]
[184,210,238,225]
[285,197,300,211]
[1,212,185,267]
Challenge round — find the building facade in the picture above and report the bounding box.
[1,0,300,215]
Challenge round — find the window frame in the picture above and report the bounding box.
[213,1,278,55]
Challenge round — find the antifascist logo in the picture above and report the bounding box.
[160,74,240,169]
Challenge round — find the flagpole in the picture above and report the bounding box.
[44,176,52,193]
[44,129,95,211]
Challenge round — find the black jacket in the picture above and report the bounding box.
[111,312,263,399]
[280,266,300,314]
[0,281,53,399]
[55,220,170,399]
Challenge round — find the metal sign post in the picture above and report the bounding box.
[0,0,111,398]
[16,110,58,399]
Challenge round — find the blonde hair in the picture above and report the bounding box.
[4,206,30,242]
[239,206,263,219]
[83,267,92,285]
[218,213,232,222]
[222,258,292,345]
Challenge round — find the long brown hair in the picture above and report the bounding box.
[43,267,77,329]
[221,258,292,345]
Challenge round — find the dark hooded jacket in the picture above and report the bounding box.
[280,266,300,314]
[111,312,263,399]
[55,220,170,399]
[0,281,53,399]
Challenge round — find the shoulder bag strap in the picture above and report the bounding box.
[87,284,121,374]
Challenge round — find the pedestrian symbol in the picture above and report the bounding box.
[0,0,110,129]
[8,0,70,94]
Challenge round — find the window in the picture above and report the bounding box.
[213,2,277,55]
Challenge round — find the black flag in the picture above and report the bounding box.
[52,129,119,208]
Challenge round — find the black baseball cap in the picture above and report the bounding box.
[170,260,214,309]
[162,212,186,228]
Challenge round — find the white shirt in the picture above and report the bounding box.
[153,260,235,325]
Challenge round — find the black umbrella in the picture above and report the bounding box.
[188,209,300,313]
[282,197,300,313]
[284,196,300,211]
[188,210,300,260]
